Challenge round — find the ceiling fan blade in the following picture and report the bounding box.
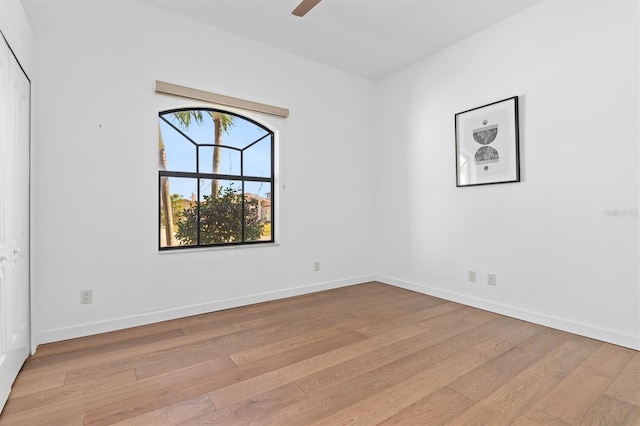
[292,0,322,17]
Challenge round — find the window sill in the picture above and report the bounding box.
[158,242,280,254]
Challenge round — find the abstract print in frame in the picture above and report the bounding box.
[455,96,520,187]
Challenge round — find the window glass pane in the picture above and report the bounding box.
[244,182,272,242]
[161,111,269,151]
[198,179,243,244]
[244,180,271,201]
[159,120,196,172]
[198,146,241,176]
[160,177,198,247]
[225,115,269,150]
[162,110,214,146]
[243,135,272,178]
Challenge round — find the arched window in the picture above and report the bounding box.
[158,108,274,249]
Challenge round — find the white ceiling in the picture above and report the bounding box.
[23,0,544,81]
[138,0,543,80]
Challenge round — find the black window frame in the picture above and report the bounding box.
[158,107,275,251]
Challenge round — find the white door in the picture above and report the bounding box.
[0,37,31,413]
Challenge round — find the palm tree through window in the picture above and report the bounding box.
[158,108,274,249]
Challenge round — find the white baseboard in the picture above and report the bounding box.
[376,275,640,351]
[0,385,9,416]
[36,275,375,346]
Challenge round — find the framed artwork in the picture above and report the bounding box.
[455,96,520,187]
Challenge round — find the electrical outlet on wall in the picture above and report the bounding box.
[468,271,476,282]
[488,274,496,286]
[314,261,320,272]
[80,289,93,304]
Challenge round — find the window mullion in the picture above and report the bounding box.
[196,178,201,246]
[241,150,245,242]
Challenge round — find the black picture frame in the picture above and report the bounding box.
[455,96,520,187]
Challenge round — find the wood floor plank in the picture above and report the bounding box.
[8,368,66,398]
[32,412,85,426]
[135,354,235,381]
[208,323,427,409]
[64,314,323,384]
[467,320,542,358]
[534,342,636,424]
[29,318,196,359]
[181,331,362,407]
[293,318,475,396]
[1,348,256,425]
[1,282,637,426]
[462,308,502,324]
[181,305,325,336]
[1,370,137,416]
[309,350,486,425]
[79,368,229,426]
[23,329,186,371]
[180,383,307,425]
[377,386,474,426]
[353,292,439,317]
[374,315,520,386]
[444,336,602,425]
[306,288,422,321]
[576,393,640,426]
[518,327,573,355]
[511,407,572,426]
[111,394,215,426]
[448,346,545,402]
[219,331,372,389]
[83,331,368,425]
[251,372,389,425]
[229,314,384,366]
[294,308,490,397]
[24,318,281,386]
[605,352,640,406]
[356,301,462,336]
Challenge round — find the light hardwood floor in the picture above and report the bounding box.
[0,282,638,425]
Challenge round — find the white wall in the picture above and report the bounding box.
[32,0,376,343]
[0,0,34,75]
[375,0,640,349]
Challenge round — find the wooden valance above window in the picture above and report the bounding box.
[155,80,289,118]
